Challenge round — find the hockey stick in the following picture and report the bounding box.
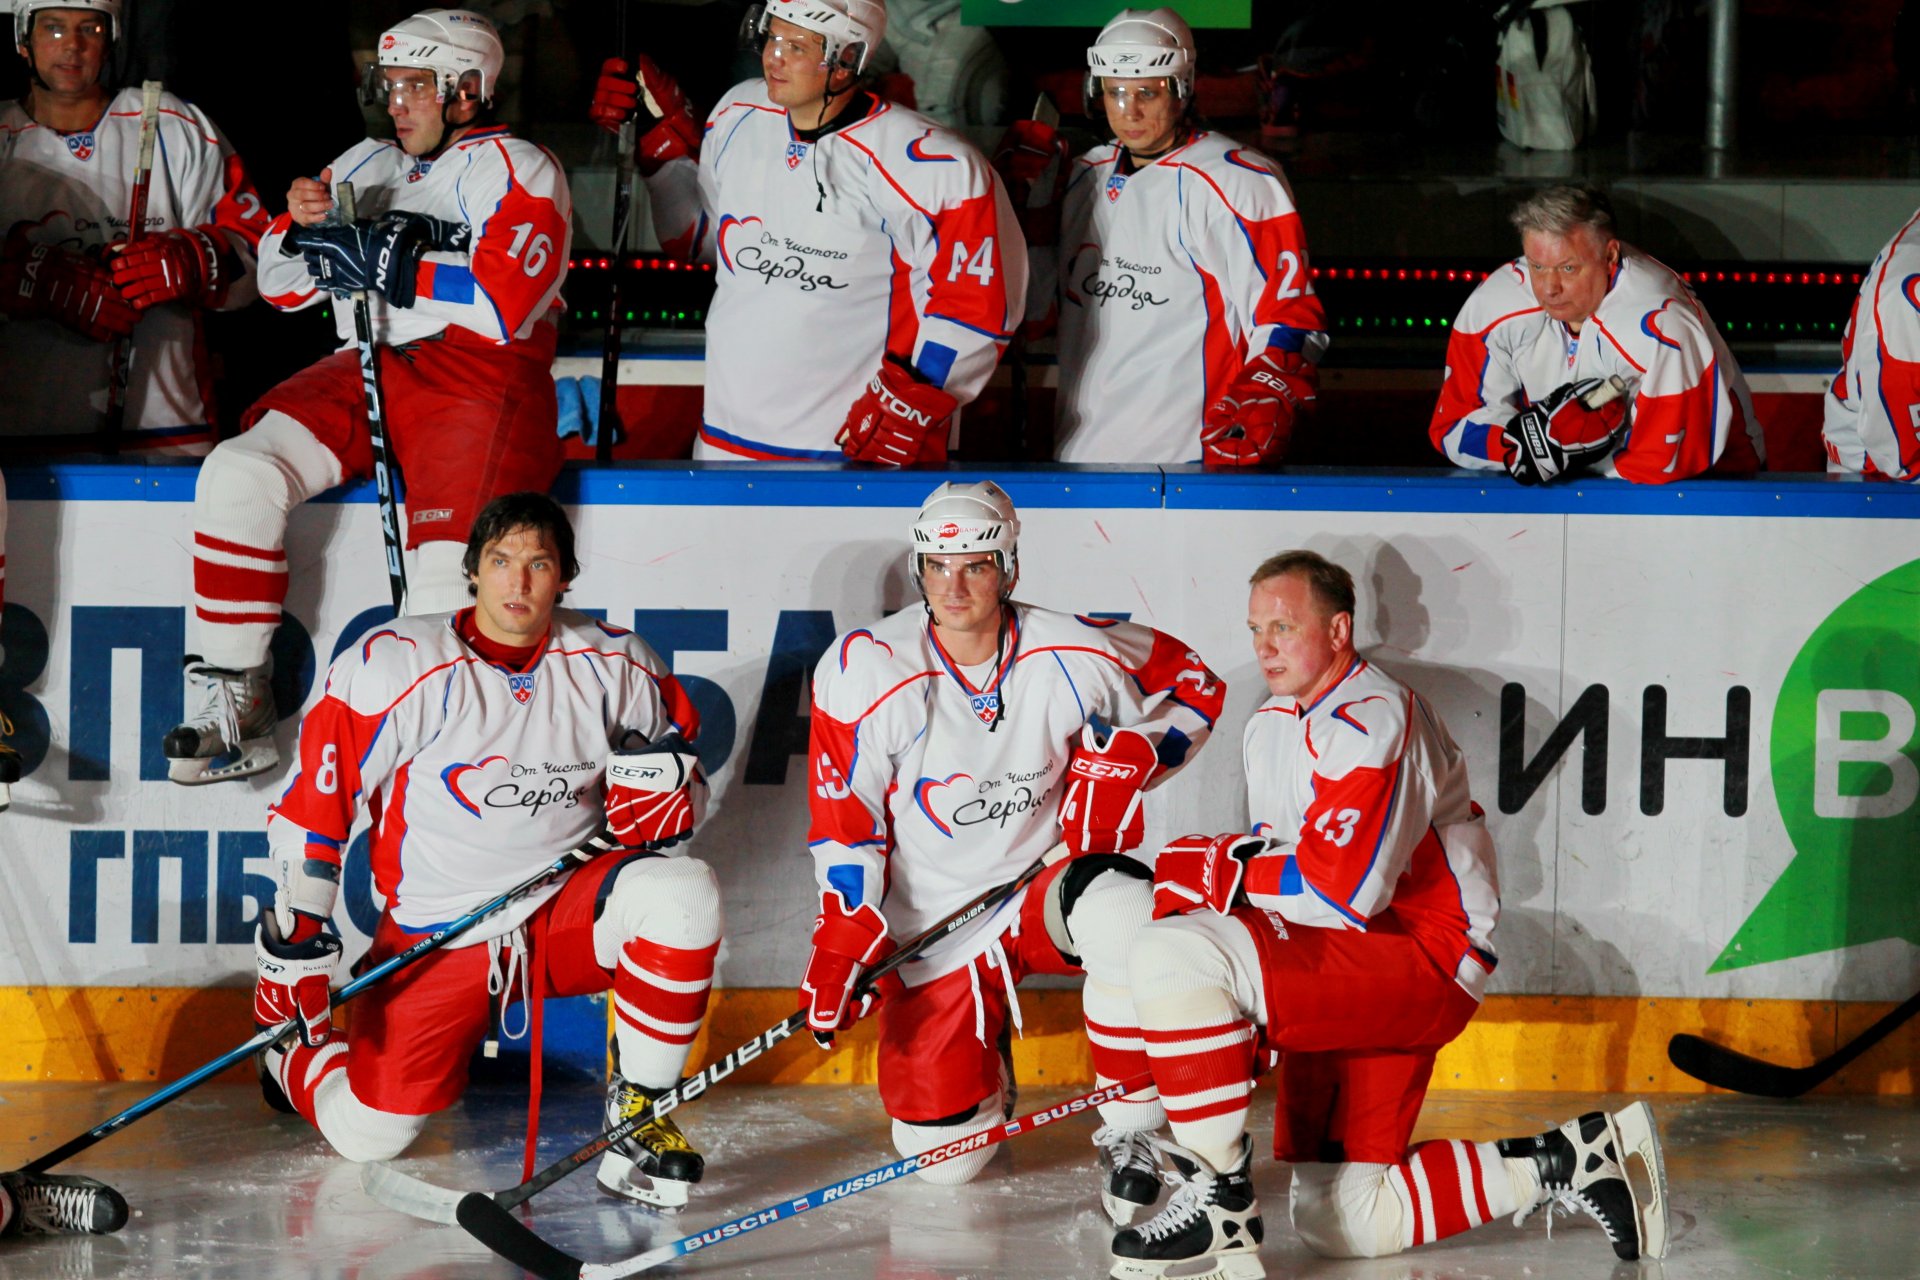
[101,79,163,453]
[595,3,637,465]
[362,842,1070,1228]
[1667,988,1920,1098]
[23,831,622,1174]
[333,182,409,615]
[466,1069,1154,1280]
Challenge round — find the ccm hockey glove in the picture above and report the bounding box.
[838,358,959,466]
[1057,724,1161,856]
[254,910,343,1047]
[1501,376,1629,485]
[606,731,703,850]
[1201,348,1318,467]
[798,891,902,1048]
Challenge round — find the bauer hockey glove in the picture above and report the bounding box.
[1200,348,1318,467]
[838,358,959,466]
[254,910,343,1047]
[799,890,902,1048]
[1501,376,1630,485]
[605,732,704,850]
[0,232,137,342]
[110,227,232,310]
[1057,724,1161,856]
[1152,833,1272,919]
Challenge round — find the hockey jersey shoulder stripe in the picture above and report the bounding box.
[1590,315,1648,373]
[905,129,958,163]
[1299,657,1368,716]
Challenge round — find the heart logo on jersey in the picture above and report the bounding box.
[1105,172,1127,203]
[508,673,536,705]
[715,214,764,273]
[786,141,808,171]
[913,772,974,838]
[66,132,95,162]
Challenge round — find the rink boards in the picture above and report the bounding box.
[0,463,1915,1091]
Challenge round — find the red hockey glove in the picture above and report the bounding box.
[1201,348,1319,467]
[606,732,703,850]
[991,118,1070,247]
[1501,376,1629,486]
[0,231,137,342]
[592,56,702,177]
[254,910,343,1047]
[1152,833,1269,919]
[838,358,959,466]
[799,891,902,1048]
[1058,724,1161,856]
[109,227,225,310]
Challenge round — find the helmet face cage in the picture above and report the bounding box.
[14,0,120,49]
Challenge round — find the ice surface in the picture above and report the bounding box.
[1,1081,1915,1278]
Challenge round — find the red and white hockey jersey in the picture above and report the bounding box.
[267,609,698,943]
[1239,657,1499,1000]
[0,88,268,450]
[807,604,1224,981]
[1051,132,1328,463]
[645,84,1026,460]
[256,126,570,350]
[1431,250,1765,482]
[1823,208,1920,480]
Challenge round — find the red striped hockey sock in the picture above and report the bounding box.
[613,936,718,1085]
[1387,1139,1526,1246]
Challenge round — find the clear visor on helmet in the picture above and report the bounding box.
[360,62,445,109]
[1096,78,1177,112]
[20,7,112,44]
[740,3,866,75]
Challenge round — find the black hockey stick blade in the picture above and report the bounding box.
[1668,988,1920,1097]
[457,1192,583,1280]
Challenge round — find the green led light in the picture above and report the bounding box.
[676,311,687,320]
[625,311,634,321]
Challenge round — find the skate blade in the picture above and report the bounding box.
[167,741,279,785]
[1109,1250,1265,1280]
[1102,1188,1154,1228]
[596,1154,690,1211]
[1609,1101,1670,1259]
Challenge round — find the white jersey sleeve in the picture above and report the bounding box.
[1823,208,1920,480]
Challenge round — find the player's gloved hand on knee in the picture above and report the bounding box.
[1500,377,1627,485]
[284,215,433,307]
[1151,832,1271,919]
[799,890,901,1048]
[991,118,1070,247]
[592,56,701,176]
[838,357,959,466]
[109,227,226,310]
[1200,348,1318,467]
[0,231,137,342]
[1057,723,1160,855]
[254,909,343,1047]
[606,731,704,850]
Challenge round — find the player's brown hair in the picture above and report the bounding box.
[463,492,582,595]
[1249,550,1355,620]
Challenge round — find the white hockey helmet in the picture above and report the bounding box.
[10,0,120,48]
[910,480,1020,598]
[748,0,887,76]
[369,8,504,106]
[1085,7,1195,104]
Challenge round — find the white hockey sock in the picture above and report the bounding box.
[403,541,471,616]
[1064,868,1163,1131]
[1129,922,1258,1173]
[594,857,724,1087]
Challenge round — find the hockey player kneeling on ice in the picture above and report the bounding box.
[164,8,572,786]
[801,481,1225,1224]
[254,493,721,1210]
[1109,550,1668,1280]
[589,1,1025,463]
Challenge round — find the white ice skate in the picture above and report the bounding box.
[596,1076,704,1210]
[1504,1100,1670,1260]
[164,657,279,785]
[1094,1123,1165,1226]
[1110,1134,1264,1280]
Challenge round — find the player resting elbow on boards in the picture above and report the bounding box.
[1822,202,1920,481]
[1430,184,1763,487]
[589,0,1026,464]
[255,493,721,1210]
[163,8,572,786]
[1109,550,1669,1279]
[801,480,1225,1226]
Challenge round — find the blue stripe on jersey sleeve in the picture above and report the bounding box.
[916,340,958,388]
[827,864,866,909]
[430,264,478,305]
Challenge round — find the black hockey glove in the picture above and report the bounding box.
[284,212,452,308]
[1500,377,1629,486]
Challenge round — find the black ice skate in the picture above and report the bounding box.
[164,657,279,785]
[1093,1123,1164,1226]
[0,710,19,812]
[0,1170,130,1237]
[1500,1101,1670,1260]
[1110,1134,1264,1280]
[597,1076,705,1209]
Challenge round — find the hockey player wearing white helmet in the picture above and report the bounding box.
[995,7,1328,466]
[159,8,572,787]
[590,1,1027,463]
[802,480,1224,1223]
[0,0,270,447]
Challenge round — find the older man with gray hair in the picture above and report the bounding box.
[1429,185,1763,485]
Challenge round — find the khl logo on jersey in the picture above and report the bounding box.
[407,158,434,184]
[1105,172,1127,203]
[508,673,537,705]
[786,141,809,171]
[66,131,96,162]
[970,691,1001,725]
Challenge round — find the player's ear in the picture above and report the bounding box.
[1329,609,1353,650]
